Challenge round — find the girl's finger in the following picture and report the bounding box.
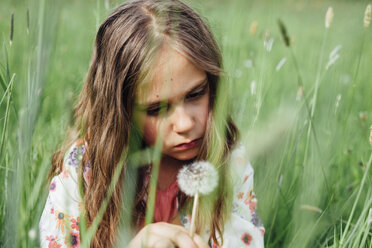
[193,234,210,248]
[152,238,175,248]
[148,223,197,248]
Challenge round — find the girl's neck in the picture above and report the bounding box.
[157,155,190,191]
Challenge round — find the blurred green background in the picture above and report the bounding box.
[0,0,371,247]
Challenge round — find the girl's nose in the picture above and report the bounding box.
[171,104,194,134]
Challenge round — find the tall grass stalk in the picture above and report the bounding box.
[0,74,15,156]
[303,7,331,165]
[80,149,129,248]
[1,0,60,246]
[343,4,370,130]
[339,151,372,246]
[1,0,371,246]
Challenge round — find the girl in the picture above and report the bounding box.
[39,0,265,247]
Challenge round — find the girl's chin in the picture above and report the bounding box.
[165,149,199,162]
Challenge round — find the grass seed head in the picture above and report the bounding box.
[10,12,14,45]
[359,112,367,121]
[27,7,30,34]
[300,204,323,214]
[364,4,371,28]
[250,21,258,35]
[335,94,342,110]
[277,19,290,47]
[369,125,372,145]
[296,86,303,101]
[325,7,334,28]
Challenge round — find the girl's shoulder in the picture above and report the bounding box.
[229,142,254,189]
[39,140,86,247]
[223,143,265,247]
[62,139,87,171]
[47,139,88,214]
[61,139,91,184]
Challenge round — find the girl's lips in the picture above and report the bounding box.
[174,138,200,150]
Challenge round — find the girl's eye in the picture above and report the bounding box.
[146,103,169,116]
[186,88,207,100]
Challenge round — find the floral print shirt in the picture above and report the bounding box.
[39,141,265,247]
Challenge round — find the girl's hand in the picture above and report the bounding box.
[128,222,209,248]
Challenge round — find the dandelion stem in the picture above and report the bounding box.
[189,192,199,238]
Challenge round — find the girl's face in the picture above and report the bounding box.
[135,46,209,161]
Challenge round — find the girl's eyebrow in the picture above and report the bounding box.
[137,77,208,110]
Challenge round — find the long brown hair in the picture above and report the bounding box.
[48,0,238,247]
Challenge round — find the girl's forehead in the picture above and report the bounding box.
[136,46,207,105]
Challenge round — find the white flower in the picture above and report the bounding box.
[28,228,36,240]
[244,59,253,68]
[275,57,287,71]
[177,161,218,196]
[235,69,242,78]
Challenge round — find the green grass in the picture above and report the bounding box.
[0,0,371,247]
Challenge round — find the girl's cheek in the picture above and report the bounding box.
[195,93,210,129]
[143,118,157,146]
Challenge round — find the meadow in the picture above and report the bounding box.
[0,0,371,247]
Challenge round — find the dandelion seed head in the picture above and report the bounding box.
[177,161,218,196]
[325,7,334,28]
[365,4,371,28]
